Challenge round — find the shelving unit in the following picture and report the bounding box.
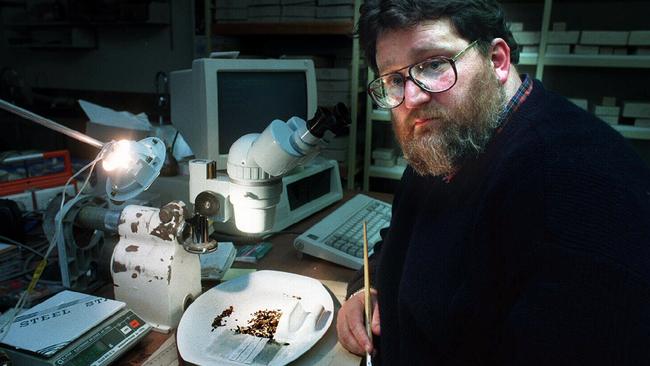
[362,0,650,191]
[2,0,170,48]
[208,1,361,190]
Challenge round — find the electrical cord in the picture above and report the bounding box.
[0,142,113,342]
[0,235,45,258]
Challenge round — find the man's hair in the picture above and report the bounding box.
[357,0,520,72]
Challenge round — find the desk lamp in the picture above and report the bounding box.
[0,98,165,202]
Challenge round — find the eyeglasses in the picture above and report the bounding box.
[367,40,479,109]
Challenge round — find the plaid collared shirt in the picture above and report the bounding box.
[497,74,533,133]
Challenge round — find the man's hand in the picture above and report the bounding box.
[336,288,381,356]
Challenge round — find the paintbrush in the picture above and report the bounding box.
[363,220,373,366]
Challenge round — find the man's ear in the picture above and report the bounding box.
[490,38,511,84]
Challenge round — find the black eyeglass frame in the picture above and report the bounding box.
[367,40,479,109]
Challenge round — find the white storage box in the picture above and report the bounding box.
[580,31,629,46]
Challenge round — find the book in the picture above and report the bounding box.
[235,242,273,263]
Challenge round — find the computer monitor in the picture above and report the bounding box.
[170,58,318,169]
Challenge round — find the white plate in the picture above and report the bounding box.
[177,270,334,365]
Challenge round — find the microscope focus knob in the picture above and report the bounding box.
[195,191,220,216]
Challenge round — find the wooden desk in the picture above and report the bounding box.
[114,191,390,365]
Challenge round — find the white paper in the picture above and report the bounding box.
[79,99,152,131]
[0,290,125,356]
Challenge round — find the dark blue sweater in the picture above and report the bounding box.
[364,80,650,365]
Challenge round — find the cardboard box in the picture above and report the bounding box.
[508,22,524,32]
[215,8,247,20]
[597,115,619,125]
[374,157,396,167]
[282,0,315,4]
[512,31,541,45]
[317,0,354,4]
[250,0,280,4]
[569,98,589,111]
[628,31,650,46]
[521,45,539,54]
[552,22,567,31]
[372,148,395,160]
[216,0,249,8]
[594,105,620,116]
[573,45,599,55]
[602,97,617,106]
[318,91,350,106]
[316,5,354,18]
[248,5,282,17]
[580,31,629,46]
[547,31,580,44]
[318,80,350,92]
[316,68,350,80]
[635,119,650,128]
[599,46,614,55]
[546,44,571,54]
[623,102,650,118]
[282,5,316,17]
[635,47,650,55]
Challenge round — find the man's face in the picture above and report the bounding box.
[375,19,506,176]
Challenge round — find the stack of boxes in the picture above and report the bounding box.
[320,135,349,172]
[315,0,354,20]
[593,97,621,125]
[629,31,650,55]
[372,148,396,168]
[248,0,282,23]
[568,97,650,128]
[579,30,629,55]
[623,102,650,128]
[546,22,579,55]
[213,0,355,23]
[215,0,249,23]
[316,67,350,107]
[281,0,316,22]
[509,20,650,56]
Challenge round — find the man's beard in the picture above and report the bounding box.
[394,63,506,177]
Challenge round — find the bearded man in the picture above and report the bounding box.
[336,1,650,365]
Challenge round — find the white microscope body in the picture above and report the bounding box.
[189,115,326,235]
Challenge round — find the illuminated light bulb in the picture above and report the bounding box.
[102,140,134,172]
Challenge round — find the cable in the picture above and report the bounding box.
[0,234,44,258]
[0,142,113,342]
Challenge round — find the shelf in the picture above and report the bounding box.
[212,21,354,35]
[613,125,650,140]
[543,54,650,68]
[369,165,406,180]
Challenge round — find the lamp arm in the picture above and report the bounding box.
[0,98,105,149]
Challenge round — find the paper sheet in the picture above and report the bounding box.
[79,99,152,131]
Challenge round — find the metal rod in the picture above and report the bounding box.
[0,98,105,149]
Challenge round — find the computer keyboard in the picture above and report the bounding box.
[293,194,391,269]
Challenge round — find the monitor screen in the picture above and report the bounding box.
[170,58,317,169]
[216,71,308,155]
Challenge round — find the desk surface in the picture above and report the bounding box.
[113,191,390,365]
